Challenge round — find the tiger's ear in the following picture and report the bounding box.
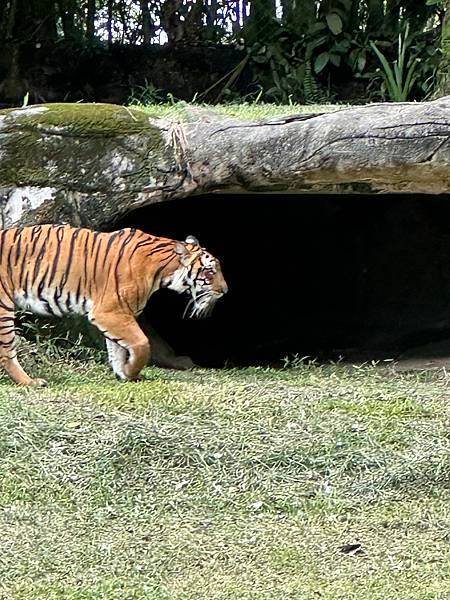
[175,242,194,266]
[185,235,199,246]
[175,242,187,256]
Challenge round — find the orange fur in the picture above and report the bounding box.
[0,225,227,386]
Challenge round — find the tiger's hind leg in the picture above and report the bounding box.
[138,314,195,370]
[0,308,47,387]
[92,312,150,381]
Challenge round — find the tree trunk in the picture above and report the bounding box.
[107,0,113,45]
[1,0,18,40]
[0,44,24,101]
[57,0,76,39]
[182,0,205,43]
[140,0,152,45]
[245,0,277,43]
[86,0,95,40]
[206,0,218,28]
[161,0,182,45]
[0,99,448,231]
[6,0,58,42]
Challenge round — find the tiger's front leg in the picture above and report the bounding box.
[0,307,47,386]
[91,311,150,381]
[105,339,128,380]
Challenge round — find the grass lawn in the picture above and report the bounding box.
[1,345,450,599]
[129,101,348,121]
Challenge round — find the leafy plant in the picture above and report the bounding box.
[249,37,305,103]
[409,37,442,99]
[369,23,419,101]
[128,79,166,106]
[307,0,352,74]
[246,17,335,104]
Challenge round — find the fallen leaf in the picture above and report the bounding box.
[339,543,363,556]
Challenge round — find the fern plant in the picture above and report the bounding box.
[303,61,331,104]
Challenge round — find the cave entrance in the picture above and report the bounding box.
[118,193,450,368]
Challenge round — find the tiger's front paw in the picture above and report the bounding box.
[29,378,48,387]
[117,373,144,383]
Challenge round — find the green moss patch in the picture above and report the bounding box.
[1,103,161,138]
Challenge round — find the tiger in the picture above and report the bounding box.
[0,224,228,386]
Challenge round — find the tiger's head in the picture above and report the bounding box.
[163,235,228,318]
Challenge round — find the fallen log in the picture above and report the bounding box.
[0,97,448,229]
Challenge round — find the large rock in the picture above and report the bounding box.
[0,98,449,230]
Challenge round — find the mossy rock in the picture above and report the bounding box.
[0,103,172,228]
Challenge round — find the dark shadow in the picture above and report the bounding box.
[117,193,450,367]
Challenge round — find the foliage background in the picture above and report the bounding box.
[0,0,447,105]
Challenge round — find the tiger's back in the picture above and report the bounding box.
[2,225,147,317]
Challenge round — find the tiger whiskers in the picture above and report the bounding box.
[184,291,221,319]
[183,297,195,319]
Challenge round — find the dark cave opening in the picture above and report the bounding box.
[118,193,450,367]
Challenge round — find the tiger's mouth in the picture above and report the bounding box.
[184,291,223,319]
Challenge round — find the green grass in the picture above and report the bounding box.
[1,343,450,599]
[130,101,347,121]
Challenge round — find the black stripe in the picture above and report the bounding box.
[14,233,22,264]
[0,339,14,347]
[92,235,103,282]
[6,245,14,283]
[0,327,16,335]
[52,287,64,314]
[102,230,125,269]
[0,299,13,310]
[0,230,6,263]
[30,227,44,256]
[36,266,50,299]
[146,247,174,259]
[32,227,53,282]
[30,226,42,241]
[60,228,81,288]
[47,226,65,287]
[128,239,156,260]
[90,231,100,258]
[0,267,13,302]
[83,232,90,292]
[18,238,30,287]
[114,230,136,294]
[12,228,23,243]
[75,279,82,305]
